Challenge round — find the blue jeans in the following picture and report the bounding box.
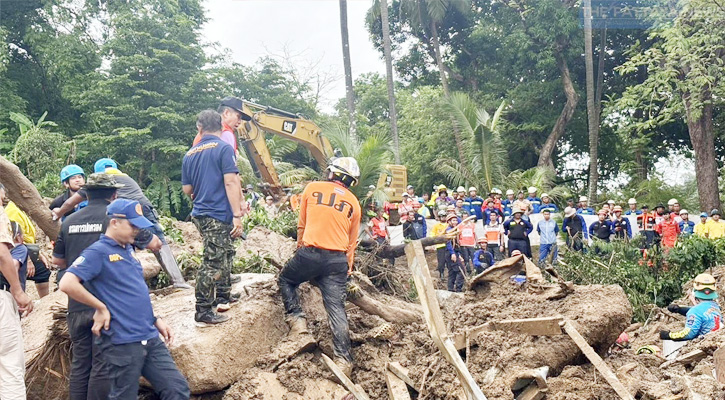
[539,243,558,265]
[97,336,189,400]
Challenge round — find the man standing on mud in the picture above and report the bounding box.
[182,110,247,326]
[278,157,361,378]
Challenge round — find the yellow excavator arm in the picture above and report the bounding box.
[236,100,406,202]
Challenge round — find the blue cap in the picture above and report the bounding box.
[106,199,152,229]
[94,158,118,173]
[701,212,709,218]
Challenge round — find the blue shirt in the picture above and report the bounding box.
[577,207,595,215]
[465,197,484,221]
[10,245,28,291]
[624,209,642,216]
[483,208,503,225]
[182,135,239,224]
[67,235,157,345]
[669,301,721,341]
[472,249,494,271]
[501,199,514,217]
[538,202,559,213]
[536,219,559,245]
[679,220,695,236]
[527,197,542,213]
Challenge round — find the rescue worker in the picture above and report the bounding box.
[576,196,595,215]
[472,237,494,274]
[278,157,361,377]
[483,188,503,212]
[402,209,426,240]
[625,198,641,215]
[483,214,505,261]
[445,214,466,292]
[435,186,453,211]
[50,164,87,220]
[611,205,632,239]
[0,184,51,298]
[263,195,278,218]
[503,209,533,257]
[694,212,709,237]
[667,198,677,213]
[638,205,657,248]
[457,212,477,273]
[501,189,515,217]
[704,209,725,239]
[562,206,588,251]
[59,199,190,400]
[55,158,191,289]
[182,110,247,325]
[655,212,680,249]
[0,204,34,399]
[526,187,541,213]
[430,211,450,278]
[662,273,721,341]
[589,209,613,243]
[512,190,532,219]
[536,209,559,265]
[192,96,251,154]
[679,210,695,236]
[654,204,667,225]
[53,173,157,400]
[483,200,503,225]
[538,193,559,213]
[465,187,484,221]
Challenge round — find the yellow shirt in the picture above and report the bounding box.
[430,222,448,249]
[4,201,35,244]
[704,219,725,239]
[694,221,708,237]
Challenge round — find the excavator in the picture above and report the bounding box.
[235,100,407,202]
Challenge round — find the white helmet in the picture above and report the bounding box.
[492,188,502,194]
[469,186,477,192]
[541,193,550,199]
[607,199,615,204]
[327,157,360,187]
[668,198,678,206]
[528,186,537,194]
[628,198,636,205]
[506,189,515,195]
[680,209,688,215]
[456,186,466,193]
[579,196,588,202]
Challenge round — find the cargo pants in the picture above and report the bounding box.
[278,246,352,362]
[192,216,235,311]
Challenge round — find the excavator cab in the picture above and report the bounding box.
[377,164,407,203]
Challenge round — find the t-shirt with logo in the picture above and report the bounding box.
[298,180,361,267]
[67,234,157,345]
[182,135,239,225]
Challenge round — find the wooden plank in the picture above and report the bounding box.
[489,317,564,336]
[561,320,634,400]
[714,346,725,384]
[385,370,412,400]
[516,385,546,400]
[320,353,370,400]
[405,241,488,400]
[660,349,706,370]
[387,362,418,391]
[453,323,491,351]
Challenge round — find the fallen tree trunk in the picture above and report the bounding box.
[358,236,448,259]
[0,155,59,240]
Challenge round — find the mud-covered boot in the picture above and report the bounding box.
[287,315,309,336]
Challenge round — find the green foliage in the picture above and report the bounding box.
[502,167,571,204]
[233,253,277,275]
[145,176,192,218]
[157,216,185,244]
[242,206,299,238]
[558,236,725,322]
[9,112,70,196]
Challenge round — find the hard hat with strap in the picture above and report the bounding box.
[60,164,85,182]
[693,273,717,291]
[327,157,360,187]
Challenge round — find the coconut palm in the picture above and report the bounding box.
[502,167,571,204]
[339,0,356,136]
[434,92,507,193]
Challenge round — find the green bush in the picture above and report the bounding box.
[558,236,725,322]
[242,206,298,238]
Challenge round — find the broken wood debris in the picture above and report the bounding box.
[320,353,370,400]
[660,349,707,369]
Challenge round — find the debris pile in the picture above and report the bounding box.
[21,227,725,399]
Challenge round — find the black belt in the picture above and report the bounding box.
[0,281,10,292]
[303,246,345,254]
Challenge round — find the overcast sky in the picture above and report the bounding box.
[201,0,386,112]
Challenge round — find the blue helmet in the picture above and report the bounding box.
[94,158,117,173]
[60,164,85,182]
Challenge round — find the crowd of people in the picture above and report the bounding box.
[366,184,725,292]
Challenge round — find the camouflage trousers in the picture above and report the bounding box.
[192,216,235,311]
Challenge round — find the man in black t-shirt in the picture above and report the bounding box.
[52,173,155,400]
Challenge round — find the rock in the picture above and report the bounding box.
[236,226,297,268]
[154,273,287,394]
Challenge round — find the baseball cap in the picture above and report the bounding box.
[94,158,118,173]
[701,212,709,218]
[220,97,252,121]
[107,199,153,229]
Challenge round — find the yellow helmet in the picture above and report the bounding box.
[693,273,717,291]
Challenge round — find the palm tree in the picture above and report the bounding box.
[434,92,507,193]
[339,0,356,136]
[324,123,394,199]
[502,167,571,204]
[378,0,401,163]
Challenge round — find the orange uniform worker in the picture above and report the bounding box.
[278,157,361,378]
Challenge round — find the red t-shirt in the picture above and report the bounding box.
[459,222,476,246]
